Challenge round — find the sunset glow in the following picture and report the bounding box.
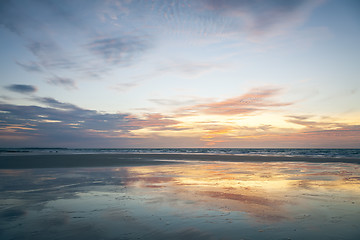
[0,0,359,147]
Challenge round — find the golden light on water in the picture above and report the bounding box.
[1,161,360,239]
[113,161,360,223]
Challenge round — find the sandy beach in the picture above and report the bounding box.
[1,153,359,169]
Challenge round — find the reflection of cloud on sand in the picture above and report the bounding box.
[122,161,360,223]
[201,190,289,222]
[1,161,360,239]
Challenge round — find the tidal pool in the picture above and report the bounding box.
[1,161,360,239]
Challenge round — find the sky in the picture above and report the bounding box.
[0,0,359,148]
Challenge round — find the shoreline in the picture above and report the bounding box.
[1,153,360,169]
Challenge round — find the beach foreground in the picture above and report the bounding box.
[0,154,360,239]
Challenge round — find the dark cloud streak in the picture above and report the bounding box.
[33,97,80,110]
[5,84,37,94]
[0,98,180,146]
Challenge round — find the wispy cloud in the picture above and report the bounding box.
[25,40,79,71]
[157,61,227,78]
[15,35,151,85]
[16,61,42,72]
[112,82,139,92]
[33,97,80,110]
[4,84,37,94]
[180,87,290,116]
[47,76,77,90]
[124,113,180,129]
[27,41,57,57]
[142,0,322,39]
[149,98,203,107]
[199,0,324,39]
[129,60,229,87]
[86,36,151,65]
[287,115,345,130]
[286,115,360,135]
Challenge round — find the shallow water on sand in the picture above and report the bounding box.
[1,161,360,239]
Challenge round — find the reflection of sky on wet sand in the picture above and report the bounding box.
[1,161,360,240]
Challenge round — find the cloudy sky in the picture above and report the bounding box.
[0,0,359,148]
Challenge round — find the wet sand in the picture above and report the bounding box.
[1,161,360,240]
[0,153,359,169]
[1,155,360,239]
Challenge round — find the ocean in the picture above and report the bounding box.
[1,148,360,159]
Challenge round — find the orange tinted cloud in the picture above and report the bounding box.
[180,87,291,116]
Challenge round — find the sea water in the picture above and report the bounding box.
[1,148,360,158]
